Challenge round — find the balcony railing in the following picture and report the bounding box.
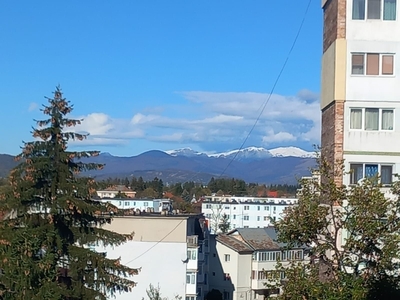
[187,235,198,247]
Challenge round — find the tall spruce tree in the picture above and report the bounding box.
[0,87,137,300]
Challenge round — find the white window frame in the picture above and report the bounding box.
[349,107,394,131]
[187,249,197,260]
[224,254,230,262]
[186,272,196,284]
[244,205,249,210]
[351,53,395,76]
[349,163,394,185]
[352,0,397,21]
[243,215,249,221]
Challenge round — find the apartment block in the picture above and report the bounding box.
[93,214,209,300]
[208,227,308,300]
[321,0,400,186]
[201,196,298,233]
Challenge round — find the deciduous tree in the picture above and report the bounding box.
[269,155,400,299]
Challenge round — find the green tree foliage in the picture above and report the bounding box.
[218,213,230,233]
[141,284,181,300]
[0,87,138,300]
[270,155,400,299]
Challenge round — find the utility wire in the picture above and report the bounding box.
[124,219,184,265]
[217,0,313,179]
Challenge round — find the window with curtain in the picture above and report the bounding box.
[353,0,366,19]
[382,55,394,75]
[352,54,365,74]
[381,165,393,184]
[368,0,382,19]
[365,164,379,178]
[350,108,363,129]
[365,108,379,130]
[384,0,397,20]
[367,53,380,75]
[350,164,364,184]
[382,109,394,130]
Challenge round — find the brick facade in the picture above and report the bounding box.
[323,0,346,53]
[321,101,344,184]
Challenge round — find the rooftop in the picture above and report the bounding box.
[216,227,295,253]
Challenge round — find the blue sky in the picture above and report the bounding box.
[0,1,322,156]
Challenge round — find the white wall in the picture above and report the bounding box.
[96,241,188,299]
[202,202,294,233]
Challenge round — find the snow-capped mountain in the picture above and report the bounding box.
[165,146,314,160]
[269,147,315,158]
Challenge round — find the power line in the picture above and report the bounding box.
[217,0,313,179]
[124,219,184,265]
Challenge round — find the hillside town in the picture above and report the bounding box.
[2,0,400,300]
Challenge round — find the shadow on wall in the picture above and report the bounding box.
[207,235,235,300]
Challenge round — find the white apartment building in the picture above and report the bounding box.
[93,214,209,300]
[201,197,298,233]
[97,197,173,213]
[321,0,400,187]
[208,227,308,300]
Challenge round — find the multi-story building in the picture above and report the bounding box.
[208,227,308,300]
[321,0,399,186]
[93,213,209,300]
[201,197,298,233]
[97,197,173,213]
[96,185,137,199]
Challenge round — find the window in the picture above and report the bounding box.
[350,108,394,131]
[225,206,229,210]
[257,206,260,211]
[264,216,268,221]
[244,216,249,221]
[144,202,148,207]
[350,163,393,185]
[224,254,230,262]
[186,297,195,300]
[351,53,394,75]
[257,216,261,221]
[187,249,197,260]
[353,0,397,20]
[233,206,236,210]
[124,201,129,206]
[273,207,276,214]
[206,204,211,209]
[244,205,249,210]
[223,273,231,281]
[223,291,230,300]
[186,272,196,284]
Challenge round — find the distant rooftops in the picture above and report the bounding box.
[216,227,299,253]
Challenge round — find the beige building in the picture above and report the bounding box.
[94,213,209,300]
[208,228,307,300]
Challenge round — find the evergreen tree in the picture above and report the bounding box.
[218,214,230,233]
[0,87,137,300]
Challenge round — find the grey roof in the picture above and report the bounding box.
[236,227,280,251]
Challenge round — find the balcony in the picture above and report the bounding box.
[187,235,198,248]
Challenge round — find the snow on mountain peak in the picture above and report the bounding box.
[268,146,315,158]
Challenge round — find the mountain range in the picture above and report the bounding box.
[0,147,316,184]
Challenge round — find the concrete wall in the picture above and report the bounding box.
[102,216,188,243]
[96,241,188,300]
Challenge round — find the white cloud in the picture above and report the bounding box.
[65,89,321,149]
[262,129,297,144]
[28,102,38,112]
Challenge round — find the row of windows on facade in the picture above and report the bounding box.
[251,270,286,281]
[350,108,394,131]
[205,204,279,211]
[253,250,304,262]
[351,53,394,76]
[205,214,277,222]
[118,201,149,206]
[352,0,396,21]
[350,163,393,184]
